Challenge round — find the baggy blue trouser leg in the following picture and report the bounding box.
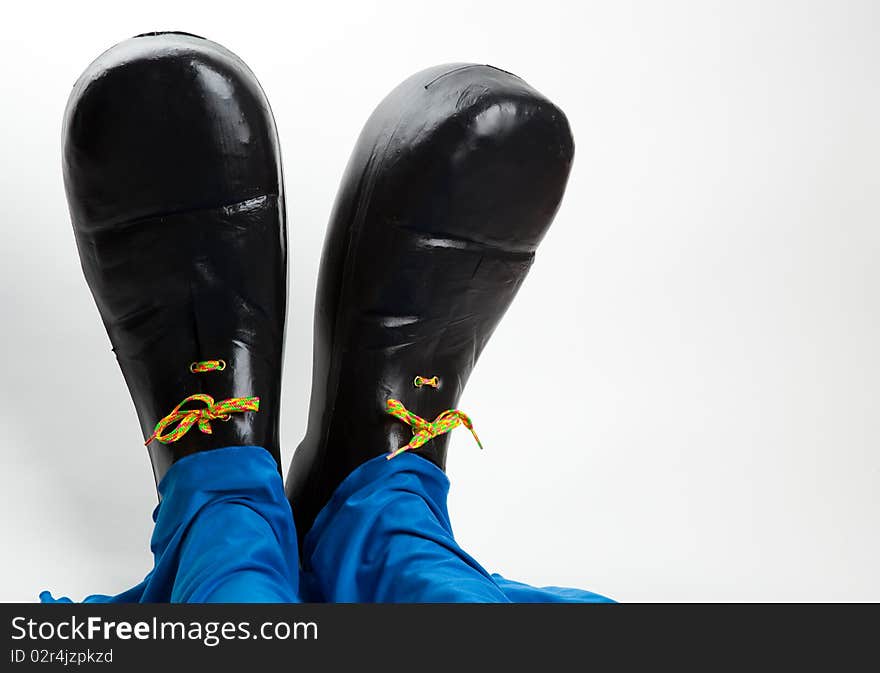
[300,453,614,603]
[40,446,300,603]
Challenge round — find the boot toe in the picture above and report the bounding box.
[63,32,281,230]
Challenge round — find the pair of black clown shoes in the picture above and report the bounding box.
[65,32,575,541]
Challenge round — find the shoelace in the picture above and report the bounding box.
[385,378,483,459]
[413,375,439,388]
[144,359,259,445]
[145,394,260,445]
[190,359,226,373]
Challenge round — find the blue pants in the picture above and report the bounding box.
[41,446,612,603]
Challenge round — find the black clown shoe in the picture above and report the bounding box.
[63,33,287,486]
[286,64,574,539]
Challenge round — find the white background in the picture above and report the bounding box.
[0,0,877,602]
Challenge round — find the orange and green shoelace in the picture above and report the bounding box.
[189,359,226,373]
[413,375,439,388]
[385,375,483,460]
[144,359,259,446]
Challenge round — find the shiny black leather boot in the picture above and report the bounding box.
[64,32,287,486]
[286,64,574,539]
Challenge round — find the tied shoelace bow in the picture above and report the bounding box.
[144,358,259,445]
[145,394,260,445]
[385,397,483,460]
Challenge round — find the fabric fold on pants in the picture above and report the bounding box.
[41,445,300,603]
[300,453,614,603]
